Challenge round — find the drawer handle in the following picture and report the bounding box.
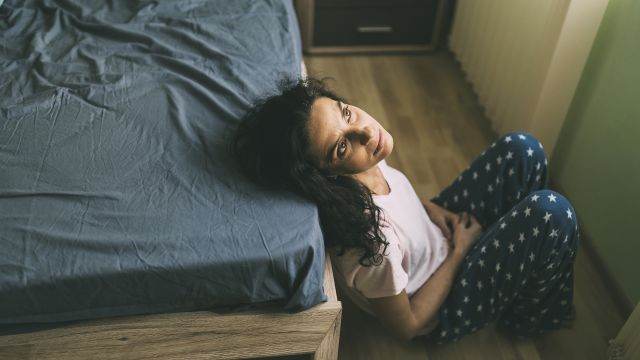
[357,26,393,33]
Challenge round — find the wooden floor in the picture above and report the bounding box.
[304,51,626,360]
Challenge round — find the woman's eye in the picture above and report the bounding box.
[344,106,351,120]
[337,139,347,158]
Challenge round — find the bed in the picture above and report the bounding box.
[0,0,341,358]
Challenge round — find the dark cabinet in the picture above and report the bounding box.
[295,0,448,53]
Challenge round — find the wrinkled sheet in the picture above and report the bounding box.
[0,0,326,325]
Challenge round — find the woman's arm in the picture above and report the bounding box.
[368,212,481,342]
[368,251,465,341]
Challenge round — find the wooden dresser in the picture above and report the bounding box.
[295,0,449,54]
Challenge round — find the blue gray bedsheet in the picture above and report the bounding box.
[0,0,327,325]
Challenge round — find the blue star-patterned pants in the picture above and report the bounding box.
[425,131,579,344]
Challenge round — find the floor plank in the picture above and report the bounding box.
[304,51,626,359]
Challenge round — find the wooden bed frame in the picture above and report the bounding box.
[0,256,342,360]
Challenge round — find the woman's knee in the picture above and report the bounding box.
[492,132,548,187]
[523,190,578,247]
[498,132,546,163]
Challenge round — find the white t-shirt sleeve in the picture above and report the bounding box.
[350,241,409,299]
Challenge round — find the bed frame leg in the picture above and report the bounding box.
[311,306,341,360]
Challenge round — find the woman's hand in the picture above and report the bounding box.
[452,212,482,257]
[423,200,460,241]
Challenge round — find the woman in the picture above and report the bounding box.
[233,78,578,344]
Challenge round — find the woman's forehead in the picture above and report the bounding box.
[307,97,341,167]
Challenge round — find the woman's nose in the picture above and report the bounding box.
[359,126,375,145]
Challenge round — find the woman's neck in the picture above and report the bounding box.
[350,165,390,195]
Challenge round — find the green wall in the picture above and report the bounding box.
[551,0,640,305]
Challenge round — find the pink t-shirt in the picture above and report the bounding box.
[330,160,450,315]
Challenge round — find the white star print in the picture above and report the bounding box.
[493,239,500,248]
[524,207,531,217]
[461,278,468,287]
[457,309,463,317]
[520,263,524,271]
[518,134,527,140]
[548,194,557,202]
[500,222,506,229]
[497,156,503,165]
[441,330,447,337]
[536,162,541,170]
[473,171,478,180]
[477,281,483,289]
[531,194,539,202]
[563,235,569,244]
[463,189,468,197]
[481,246,487,254]
[518,232,525,242]
[505,136,512,143]
[508,168,515,176]
[508,243,515,253]
[477,305,483,312]
[526,147,534,157]
[463,296,470,303]
[471,202,476,210]
[464,320,471,326]
[566,209,573,219]
[511,210,518,217]
[454,195,459,203]
[478,259,485,268]
[480,200,485,208]
[488,184,494,192]
[550,229,559,238]
[506,273,512,280]
[496,263,501,272]
[529,252,535,262]
[485,163,491,172]
[506,151,513,160]
[543,212,552,223]
[539,142,544,149]
[535,174,541,182]
[533,227,540,237]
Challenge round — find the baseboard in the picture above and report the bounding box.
[551,180,635,319]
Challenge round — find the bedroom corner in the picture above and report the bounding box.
[1,0,638,359]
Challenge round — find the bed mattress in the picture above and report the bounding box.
[0,0,326,325]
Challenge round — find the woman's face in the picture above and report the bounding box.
[307,97,394,175]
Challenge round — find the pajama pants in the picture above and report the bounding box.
[424,131,579,344]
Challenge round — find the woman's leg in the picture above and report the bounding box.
[426,189,579,343]
[431,131,548,228]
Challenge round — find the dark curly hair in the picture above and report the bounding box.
[233,77,388,266]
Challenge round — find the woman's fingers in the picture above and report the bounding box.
[435,217,452,239]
